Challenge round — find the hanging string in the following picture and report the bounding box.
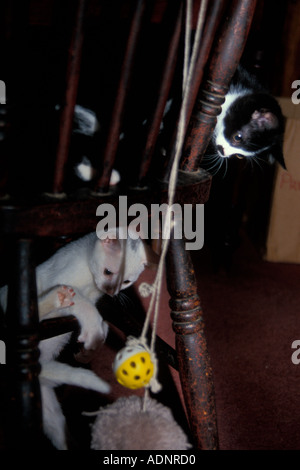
[183,0,193,91]
[139,0,208,360]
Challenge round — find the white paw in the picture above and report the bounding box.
[78,314,108,350]
[57,285,75,308]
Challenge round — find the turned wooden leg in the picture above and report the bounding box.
[166,236,218,450]
[4,238,43,449]
[181,0,258,171]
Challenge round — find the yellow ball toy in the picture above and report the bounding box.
[113,344,154,390]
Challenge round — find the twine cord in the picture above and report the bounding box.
[135,0,208,395]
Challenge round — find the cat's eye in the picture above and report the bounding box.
[232,132,242,143]
[123,280,130,285]
[104,268,113,276]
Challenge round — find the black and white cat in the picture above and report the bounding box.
[202,67,286,271]
[0,227,148,449]
[205,65,285,171]
[71,66,285,185]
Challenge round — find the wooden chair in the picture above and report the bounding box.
[0,0,257,450]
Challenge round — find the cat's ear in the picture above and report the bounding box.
[268,144,286,170]
[127,224,148,241]
[143,243,160,269]
[251,109,279,130]
[98,228,122,253]
[100,236,122,253]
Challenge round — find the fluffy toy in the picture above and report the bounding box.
[89,395,192,450]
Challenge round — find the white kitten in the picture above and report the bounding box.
[0,228,148,449]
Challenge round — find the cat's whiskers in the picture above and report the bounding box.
[223,156,229,178]
[115,290,134,311]
[202,153,220,172]
[202,153,229,178]
[236,151,266,174]
[250,154,266,172]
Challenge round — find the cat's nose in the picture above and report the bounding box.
[105,286,116,297]
[217,145,224,156]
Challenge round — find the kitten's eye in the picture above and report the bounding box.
[123,280,130,285]
[104,268,113,276]
[232,132,242,143]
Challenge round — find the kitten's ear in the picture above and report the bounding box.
[251,109,279,130]
[98,228,121,253]
[143,243,160,269]
[100,236,122,253]
[127,224,147,241]
[268,144,286,170]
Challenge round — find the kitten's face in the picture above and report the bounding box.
[214,93,285,165]
[90,229,147,296]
